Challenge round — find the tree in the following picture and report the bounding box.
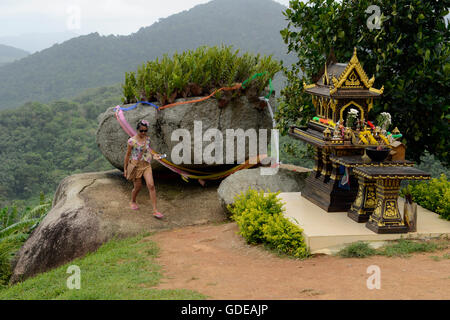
[278,0,449,166]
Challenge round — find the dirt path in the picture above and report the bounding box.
[150,223,450,300]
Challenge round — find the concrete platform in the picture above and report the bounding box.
[279,192,450,255]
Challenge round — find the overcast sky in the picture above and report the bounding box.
[0,0,291,37]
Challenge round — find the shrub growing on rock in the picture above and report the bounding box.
[122,45,281,105]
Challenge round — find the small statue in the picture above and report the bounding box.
[356,119,362,131]
[373,126,381,137]
[323,127,332,140]
[332,121,344,142]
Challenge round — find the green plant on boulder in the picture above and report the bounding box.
[121,72,138,104]
[121,45,282,105]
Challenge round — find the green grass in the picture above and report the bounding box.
[378,239,440,257]
[0,234,206,300]
[430,253,450,262]
[337,241,377,258]
[337,239,449,259]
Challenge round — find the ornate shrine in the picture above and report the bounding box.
[290,48,385,212]
[289,48,430,234]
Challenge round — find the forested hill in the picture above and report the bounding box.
[0,0,291,111]
[0,85,121,206]
[0,44,29,67]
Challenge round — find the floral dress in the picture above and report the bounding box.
[127,136,152,163]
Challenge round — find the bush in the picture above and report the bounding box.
[262,213,309,258]
[229,188,309,258]
[401,174,450,220]
[122,45,282,105]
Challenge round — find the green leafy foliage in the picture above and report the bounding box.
[278,0,449,166]
[262,212,309,258]
[0,193,52,286]
[401,174,450,220]
[0,85,120,204]
[279,135,314,169]
[0,241,13,287]
[122,46,282,105]
[229,188,309,258]
[415,152,450,179]
[122,72,138,104]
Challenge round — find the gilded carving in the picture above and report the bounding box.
[372,199,383,218]
[383,200,398,218]
[334,48,373,89]
[344,71,362,88]
[365,186,377,208]
[354,185,364,207]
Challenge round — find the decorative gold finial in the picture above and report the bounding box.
[350,47,358,64]
[392,127,401,135]
[324,62,329,85]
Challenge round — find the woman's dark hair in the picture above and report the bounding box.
[136,120,149,130]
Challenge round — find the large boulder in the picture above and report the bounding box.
[11,170,226,283]
[96,96,275,171]
[217,164,311,216]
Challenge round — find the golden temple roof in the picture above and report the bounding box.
[303,48,384,98]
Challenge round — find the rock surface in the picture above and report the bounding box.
[217,164,311,216]
[11,170,226,283]
[96,96,275,171]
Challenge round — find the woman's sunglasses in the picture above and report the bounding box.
[139,129,148,133]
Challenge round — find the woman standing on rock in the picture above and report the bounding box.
[124,120,164,219]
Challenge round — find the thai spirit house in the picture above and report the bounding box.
[289,48,384,211]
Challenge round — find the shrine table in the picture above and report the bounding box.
[352,166,431,234]
[330,155,414,223]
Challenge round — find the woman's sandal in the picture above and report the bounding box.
[153,212,164,219]
[130,203,139,210]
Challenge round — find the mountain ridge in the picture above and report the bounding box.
[0,0,291,111]
[0,31,79,53]
[0,44,29,67]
